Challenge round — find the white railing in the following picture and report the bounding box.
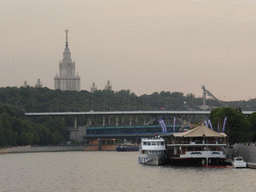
[180,151,226,158]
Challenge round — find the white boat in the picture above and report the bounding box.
[167,124,228,167]
[138,136,167,165]
[232,157,247,168]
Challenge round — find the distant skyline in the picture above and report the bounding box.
[1,0,256,101]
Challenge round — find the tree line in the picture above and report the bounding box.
[1,86,256,146]
[0,104,69,147]
[1,86,253,113]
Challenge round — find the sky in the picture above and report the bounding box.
[1,0,256,101]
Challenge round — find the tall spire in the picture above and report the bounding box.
[62,29,72,63]
[65,29,69,48]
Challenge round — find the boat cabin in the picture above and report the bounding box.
[140,136,166,155]
[167,124,227,157]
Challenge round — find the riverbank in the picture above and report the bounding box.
[0,144,117,153]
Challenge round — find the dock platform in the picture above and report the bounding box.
[247,162,256,169]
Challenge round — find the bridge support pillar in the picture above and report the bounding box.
[116,116,119,126]
[143,116,146,125]
[74,116,77,129]
[87,117,92,125]
[103,115,105,126]
[122,116,124,124]
[108,116,111,124]
[130,116,133,126]
[135,115,138,123]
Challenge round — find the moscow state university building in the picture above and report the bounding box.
[54,30,80,91]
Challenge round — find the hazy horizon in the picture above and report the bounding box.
[1,0,256,101]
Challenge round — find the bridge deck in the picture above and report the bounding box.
[25,110,254,116]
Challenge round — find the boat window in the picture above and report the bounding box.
[157,142,160,146]
[152,142,156,146]
[161,142,164,146]
[143,142,147,145]
[148,142,151,146]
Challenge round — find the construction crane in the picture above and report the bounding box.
[201,85,227,110]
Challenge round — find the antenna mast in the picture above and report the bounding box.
[65,29,69,48]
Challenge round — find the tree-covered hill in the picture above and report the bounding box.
[0,104,69,147]
[1,86,256,146]
[1,86,251,113]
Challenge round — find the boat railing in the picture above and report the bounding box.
[170,141,226,145]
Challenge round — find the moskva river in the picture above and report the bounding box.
[0,151,255,192]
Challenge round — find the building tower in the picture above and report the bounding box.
[23,81,28,88]
[35,79,43,88]
[90,82,97,92]
[54,30,80,91]
[105,80,112,90]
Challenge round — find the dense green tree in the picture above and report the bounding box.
[210,107,253,144]
[247,112,256,141]
[0,103,70,147]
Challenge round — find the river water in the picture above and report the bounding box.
[0,151,255,192]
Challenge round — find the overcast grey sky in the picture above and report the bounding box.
[1,0,256,101]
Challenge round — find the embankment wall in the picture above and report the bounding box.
[224,145,256,162]
[0,144,116,154]
[233,145,256,162]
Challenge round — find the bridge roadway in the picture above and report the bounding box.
[24,110,255,116]
[25,110,209,116]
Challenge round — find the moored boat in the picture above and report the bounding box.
[232,157,247,168]
[138,136,167,165]
[116,144,139,152]
[167,124,228,167]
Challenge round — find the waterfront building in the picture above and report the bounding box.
[54,30,80,91]
[105,80,112,90]
[35,79,42,88]
[90,82,97,92]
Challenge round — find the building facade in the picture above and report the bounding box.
[90,82,97,92]
[54,30,80,91]
[105,80,112,90]
[35,79,42,88]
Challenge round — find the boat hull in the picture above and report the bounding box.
[169,157,227,167]
[138,154,167,165]
[232,158,247,168]
[232,163,247,168]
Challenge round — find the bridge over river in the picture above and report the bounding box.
[25,110,254,141]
